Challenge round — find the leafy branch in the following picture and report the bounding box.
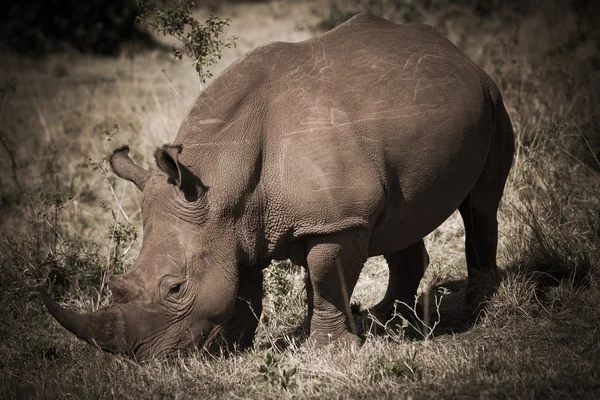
[136,0,236,83]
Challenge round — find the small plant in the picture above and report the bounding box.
[86,124,136,225]
[370,352,421,383]
[1,182,105,299]
[136,0,236,83]
[367,287,449,341]
[263,260,297,298]
[0,121,139,306]
[256,350,297,389]
[108,220,137,275]
[259,260,307,344]
[85,123,138,294]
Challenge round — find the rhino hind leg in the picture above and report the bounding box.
[459,113,514,315]
[367,240,428,333]
[304,230,368,348]
[459,192,502,315]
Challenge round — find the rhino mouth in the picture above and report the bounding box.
[201,325,229,354]
[134,325,227,360]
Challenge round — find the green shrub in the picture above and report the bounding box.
[137,0,236,82]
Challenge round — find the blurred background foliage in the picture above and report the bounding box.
[0,0,142,55]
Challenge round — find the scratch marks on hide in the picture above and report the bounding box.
[285,107,425,137]
[183,119,247,147]
[196,119,225,125]
[166,253,187,275]
[317,37,331,76]
[378,49,445,88]
[185,139,249,148]
[330,108,349,125]
[309,185,360,192]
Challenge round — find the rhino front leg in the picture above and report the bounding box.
[305,230,367,348]
[219,265,263,352]
[302,269,314,333]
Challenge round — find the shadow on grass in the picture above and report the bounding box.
[260,277,493,352]
[353,278,485,341]
[424,279,475,336]
[257,252,591,352]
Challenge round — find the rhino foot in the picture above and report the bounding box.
[306,331,362,351]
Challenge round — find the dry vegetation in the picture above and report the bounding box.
[1,0,599,398]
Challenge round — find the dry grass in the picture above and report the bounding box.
[1,0,599,398]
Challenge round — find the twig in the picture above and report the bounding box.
[101,218,117,297]
[367,289,446,341]
[130,208,142,220]
[33,98,52,142]
[57,193,79,210]
[27,193,41,261]
[567,113,600,169]
[44,216,65,246]
[2,243,36,269]
[0,131,23,193]
[162,69,190,107]
[53,174,59,255]
[336,258,358,336]
[122,240,135,257]
[554,144,599,180]
[105,172,132,224]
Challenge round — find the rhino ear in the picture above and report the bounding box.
[110,145,150,191]
[154,144,205,201]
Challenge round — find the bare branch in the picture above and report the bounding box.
[0,131,22,193]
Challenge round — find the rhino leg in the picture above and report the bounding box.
[305,230,367,348]
[218,265,263,352]
[368,240,428,331]
[459,108,514,314]
[302,269,314,333]
[459,192,501,314]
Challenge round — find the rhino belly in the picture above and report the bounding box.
[367,125,492,256]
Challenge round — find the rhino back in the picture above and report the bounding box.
[254,14,493,254]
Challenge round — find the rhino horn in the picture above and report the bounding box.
[40,287,130,355]
[110,145,150,191]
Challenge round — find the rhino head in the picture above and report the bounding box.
[41,145,263,361]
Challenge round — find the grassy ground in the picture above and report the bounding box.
[1,0,599,398]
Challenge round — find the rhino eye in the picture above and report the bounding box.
[169,283,181,294]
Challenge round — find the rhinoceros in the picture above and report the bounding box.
[41,13,514,360]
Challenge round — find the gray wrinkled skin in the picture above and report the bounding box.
[42,13,514,360]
